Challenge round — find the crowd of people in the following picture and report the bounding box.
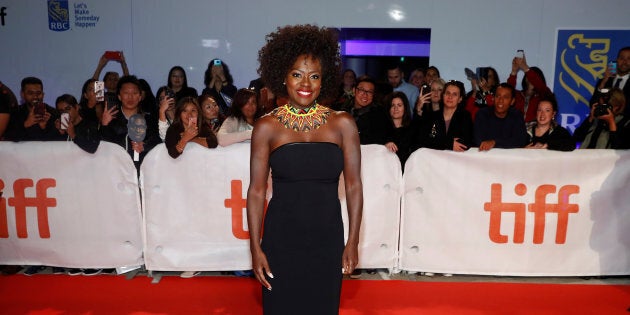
[1,44,629,278]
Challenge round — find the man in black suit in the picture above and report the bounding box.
[590,46,630,116]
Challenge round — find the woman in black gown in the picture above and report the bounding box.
[247,25,363,315]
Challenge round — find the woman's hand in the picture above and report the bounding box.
[385,142,398,153]
[524,142,546,149]
[66,120,76,139]
[452,138,468,152]
[54,117,66,135]
[182,118,199,141]
[251,248,273,291]
[101,101,118,126]
[341,242,359,275]
[158,96,174,121]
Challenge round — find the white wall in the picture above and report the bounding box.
[1,0,628,106]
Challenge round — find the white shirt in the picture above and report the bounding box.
[613,73,629,90]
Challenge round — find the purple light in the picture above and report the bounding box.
[342,40,430,57]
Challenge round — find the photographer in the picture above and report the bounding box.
[574,88,630,149]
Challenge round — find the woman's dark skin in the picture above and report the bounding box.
[246,54,363,291]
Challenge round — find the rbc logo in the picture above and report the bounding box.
[48,0,69,32]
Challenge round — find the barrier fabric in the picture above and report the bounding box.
[0,142,144,268]
[140,143,402,271]
[400,148,630,276]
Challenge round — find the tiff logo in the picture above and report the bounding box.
[224,179,267,240]
[484,183,579,244]
[0,179,56,238]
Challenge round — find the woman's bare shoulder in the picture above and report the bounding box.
[327,110,355,128]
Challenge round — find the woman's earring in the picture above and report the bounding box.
[283,82,286,85]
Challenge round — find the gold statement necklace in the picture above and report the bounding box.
[272,103,331,132]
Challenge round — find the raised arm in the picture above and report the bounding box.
[92,54,108,81]
[337,112,363,275]
[246,118,273,290]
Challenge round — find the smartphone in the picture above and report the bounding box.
[165,87,175,99]
[94,81,105,102]
[516,49,524,59]
[610,61,617,75]
[104,51,122,61]
[60,112,70,130]
[213,59,222,66]
[34,101,46,116]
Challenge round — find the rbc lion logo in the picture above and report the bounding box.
[557,33,610,108]
[48,0,69,32]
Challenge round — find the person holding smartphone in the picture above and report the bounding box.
[465,67,500,120]
[4,77,61,141]
[54,94,101,153]
[590,47,630,117]
[202,58,237,116]
[507,50,553,122]
[156,85,177,140]
[164,96,218,159]
[92,51,129,111]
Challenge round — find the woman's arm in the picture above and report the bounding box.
[337,112,363,275]
[164,124,184,158]
[217,117,252,146]
[246,118,273,290]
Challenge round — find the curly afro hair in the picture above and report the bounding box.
[257,24,341,102]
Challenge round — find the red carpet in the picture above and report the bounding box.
[1,275,628,314]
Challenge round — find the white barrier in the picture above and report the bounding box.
[3,141,628,276]
[140,143,402,271]
[0,142,143,268]
[400,148,630,276]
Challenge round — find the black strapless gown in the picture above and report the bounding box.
[261,142,345,315]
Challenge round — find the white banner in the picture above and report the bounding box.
[140,143,402,271]
[400,148,630,276]
[0,142,143,268]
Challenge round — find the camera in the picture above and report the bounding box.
[213,59,222,66]
[594,88,612,117]
[594,104,612,117]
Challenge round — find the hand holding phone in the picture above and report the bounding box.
[94,81,105,102]
[104,51,122,61]
[516,49,524,59]
[34,101,46,116]
[60,113,70,130]
[609,61,617,76]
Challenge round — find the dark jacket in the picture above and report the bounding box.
[164,121,218,159]
[414,107,474,151]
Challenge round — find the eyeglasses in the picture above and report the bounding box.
[356,87,374,96]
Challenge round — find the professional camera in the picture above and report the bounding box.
[594,88,612,117]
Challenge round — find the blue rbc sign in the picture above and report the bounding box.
[48,0,69,32]
[553,29,630,133]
